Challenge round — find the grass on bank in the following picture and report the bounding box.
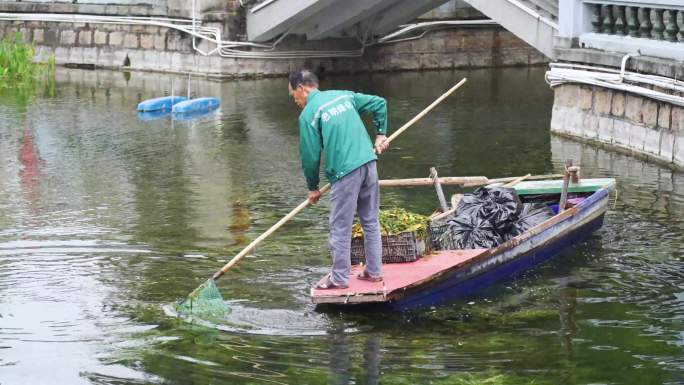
[0,32,55,91]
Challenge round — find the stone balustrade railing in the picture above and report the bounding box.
[585,1,684,42]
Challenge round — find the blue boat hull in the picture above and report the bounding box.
[391,214,604,310]
[384,188,610,310]
[313,187,606,312]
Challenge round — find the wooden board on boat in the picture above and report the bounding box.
[513,178,615,195]
[311,249,488,304]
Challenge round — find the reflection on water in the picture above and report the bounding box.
[0,67,683,384]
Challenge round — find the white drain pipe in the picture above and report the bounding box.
[0,10,499,60]
[545,60,684,107]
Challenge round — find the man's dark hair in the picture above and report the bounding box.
[288,69,319,89]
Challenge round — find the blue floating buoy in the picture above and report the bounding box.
[172,109,217,121]
[138,110,171,121]
[137,96,187,112]
[172,97,220,114]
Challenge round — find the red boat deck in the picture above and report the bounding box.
[311,249,488,304]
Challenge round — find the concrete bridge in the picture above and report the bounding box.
[246,0,453,42]
[246,0,683,169]
[1,0,681,168]
[246,0,559,58]
[247,0,558,57]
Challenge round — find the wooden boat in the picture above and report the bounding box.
[311,177,616,310]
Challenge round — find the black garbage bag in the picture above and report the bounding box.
[475,186,522,235]
[506,203,554,240]
[440,214,504,249]
[441,186,523,249]
[453,192,488,217]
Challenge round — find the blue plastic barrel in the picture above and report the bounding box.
[138,110,171,121]
[137,96,187,112]
[171,97,220,114]
[172,109,217,121]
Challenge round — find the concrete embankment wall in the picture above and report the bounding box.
[365,28,545,72]
[0,3,546,77]
[0,22,546,77]
[551,84,684,170]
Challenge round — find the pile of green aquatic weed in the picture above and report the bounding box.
[176,279,230,318]
[352,207,428,238]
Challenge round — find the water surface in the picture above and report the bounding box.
[1,67,683,384]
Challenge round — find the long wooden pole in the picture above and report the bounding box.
[378,174,562,188]
[379,176,488,187]
[383,78,467,145]
[211,78,468,280]
[503,173,531,188]
[212,183,332,279]
[488,173,562,184]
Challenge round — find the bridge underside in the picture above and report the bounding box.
[463,0,558,58]
[246,0,452,42]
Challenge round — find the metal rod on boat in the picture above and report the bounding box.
[559,159,572,211]
[569,166,580,183]
[430,167,449,212]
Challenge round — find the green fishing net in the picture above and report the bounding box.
[176,279,230,318]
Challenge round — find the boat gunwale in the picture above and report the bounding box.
[391,208,579,297]
[386,187,611,304]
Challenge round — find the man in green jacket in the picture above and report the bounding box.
[288,69,389,289]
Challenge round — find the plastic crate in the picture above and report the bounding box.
[350,231,427,265]
[428,219,450,251]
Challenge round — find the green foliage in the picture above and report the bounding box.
[0,32,55,93]
[0,32,34,83]
[352,207,428,238]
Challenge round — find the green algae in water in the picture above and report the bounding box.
[445,372,545,385]
[176,279,230,318]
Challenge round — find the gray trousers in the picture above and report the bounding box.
[329,160,382,286]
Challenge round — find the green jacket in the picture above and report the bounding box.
[298,89,388,191]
